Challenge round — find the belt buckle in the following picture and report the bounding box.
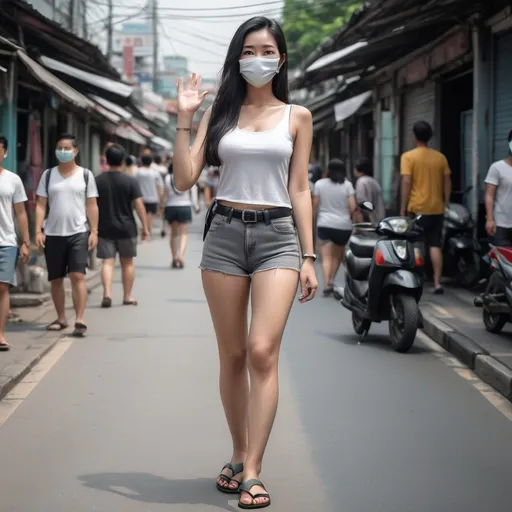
[241,210,258,223]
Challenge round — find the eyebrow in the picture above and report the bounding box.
[243,44,276,49]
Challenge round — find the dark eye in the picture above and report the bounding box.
[243,50,253,56]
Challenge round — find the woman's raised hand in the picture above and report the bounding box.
[177,73,209,114]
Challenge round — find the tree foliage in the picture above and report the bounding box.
[282,0,362,69]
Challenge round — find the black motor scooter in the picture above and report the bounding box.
[443,186,481,288]
[334,203,425,353]
[474,245,512,333]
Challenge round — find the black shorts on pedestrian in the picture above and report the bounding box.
[317,227,352,246]
[492,226,512,247]
[414,213,444,248]
[144,202,158,214]
[97,237,137,259]
[44,232,89,281]
[165,206,192,224]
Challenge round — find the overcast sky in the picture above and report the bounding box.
[87,0,285,80]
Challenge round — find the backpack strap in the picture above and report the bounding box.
[45,167,53,197]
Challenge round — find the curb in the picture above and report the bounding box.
[1,271,102,401]
[10,270,101,308]
[422,311,512,402]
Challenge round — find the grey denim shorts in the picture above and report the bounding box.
[200,213,301,277]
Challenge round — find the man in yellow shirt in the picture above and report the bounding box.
[400,121,452,294]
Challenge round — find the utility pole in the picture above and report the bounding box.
[152,0,158,92]
[83,0,88,39]
[107,0,113,63]
[69,0,75,32]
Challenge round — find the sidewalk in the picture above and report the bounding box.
[421,286,512,401]
[0,269,101,400]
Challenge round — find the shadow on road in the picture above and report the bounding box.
[78,472,238,511]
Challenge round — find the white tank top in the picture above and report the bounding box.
[216,104,294,208]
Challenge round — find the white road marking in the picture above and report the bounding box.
[0,338,73,428]
[417,331,512,422]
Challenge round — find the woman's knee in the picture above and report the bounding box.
[219,346,247,373]
[248,338,279,375]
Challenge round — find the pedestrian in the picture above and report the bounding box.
[95,144,150,308]
[173,16,318,509]
[163,161,200,268]
[0,135,30,351]
[124,155,137,176]
[400,120,452,294]
[153,154,168,180]
[313,159,356,295]
[485,129,512,246]
[134,153,163,236]
[353,157,386,224]
[203,166,220,208]
[35,134,99,337]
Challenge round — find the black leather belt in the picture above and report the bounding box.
[214,203,292,224]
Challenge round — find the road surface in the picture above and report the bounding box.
[1,220,512,512]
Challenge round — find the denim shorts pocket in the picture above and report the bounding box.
[270,217,295,234]
[208,215,228,234]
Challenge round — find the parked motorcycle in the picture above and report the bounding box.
[334,203,425,353]
[474,245,512,333]
[443,187,481,288]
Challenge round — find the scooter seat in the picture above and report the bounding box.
[346,252,373,281]
[348,232,380,258]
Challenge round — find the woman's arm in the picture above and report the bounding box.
[289,106,314,256]
[173,106,212,192]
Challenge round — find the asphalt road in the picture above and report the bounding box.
[1,221,512,512]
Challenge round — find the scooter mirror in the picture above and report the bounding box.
[359,201,374,212]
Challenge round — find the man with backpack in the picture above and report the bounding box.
[35,134,99,337]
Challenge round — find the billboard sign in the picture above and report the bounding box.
[122,23,153,57]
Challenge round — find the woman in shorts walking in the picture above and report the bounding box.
[163,162,199,268]
[135,153,163,234]
[173,16,317,509]
[313,159,356,296]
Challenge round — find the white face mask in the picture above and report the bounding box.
[239,57,280,88]
[509,141,512,154]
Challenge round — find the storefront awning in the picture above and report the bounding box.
[90,94,133,121]
[334,91,372,122]
[152,136,173,152]
[131,119,154,138]
[40,56,133,98]
[17,50,94,111]
[116,123,147,145]
[306,42,368,73]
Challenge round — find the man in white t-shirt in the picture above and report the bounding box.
[485,129,512,246]
[35,134,99,338]
[0,135,30,351]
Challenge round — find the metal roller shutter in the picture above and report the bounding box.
[493,30,512,161]
[401,82,436,152]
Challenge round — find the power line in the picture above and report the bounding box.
[83,0,284,11]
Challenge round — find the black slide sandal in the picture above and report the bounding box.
[238,479,271,509]
[46,320,68,332]
[216,462,244,494]
[123,299,138,306]
[72,323,87,337]
[0,342,11,352]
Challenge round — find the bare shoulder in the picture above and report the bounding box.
[290,104,312,124]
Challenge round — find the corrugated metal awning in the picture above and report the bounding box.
[152,136,173,151]
[90,94,133,121]
[116,123,147,145]
[306,42,368,73]
[17,50,94,111]
[334,91,372,122]
[41,56,133,98]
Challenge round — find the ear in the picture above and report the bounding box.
[278,53,287,71]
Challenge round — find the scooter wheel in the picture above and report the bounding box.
[389,294,418,353]
[482,275,509,333]
[352,311,371,335]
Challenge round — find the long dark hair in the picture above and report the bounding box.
[205,17,289,167]
[327,159,346,184]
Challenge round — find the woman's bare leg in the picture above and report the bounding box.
[170,222,179,263]
[177,223,189,262]
[202,271,251,490]
[241,268,299,506]
[319,241,333,290]
[330,244,345,285]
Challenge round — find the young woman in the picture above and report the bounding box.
[173,16,317,510]
[313,159,356,296]
[163,162,199,268]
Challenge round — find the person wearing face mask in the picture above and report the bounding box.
[35,134,99,338]
[485,129,512,246]
[174,16,317,510]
